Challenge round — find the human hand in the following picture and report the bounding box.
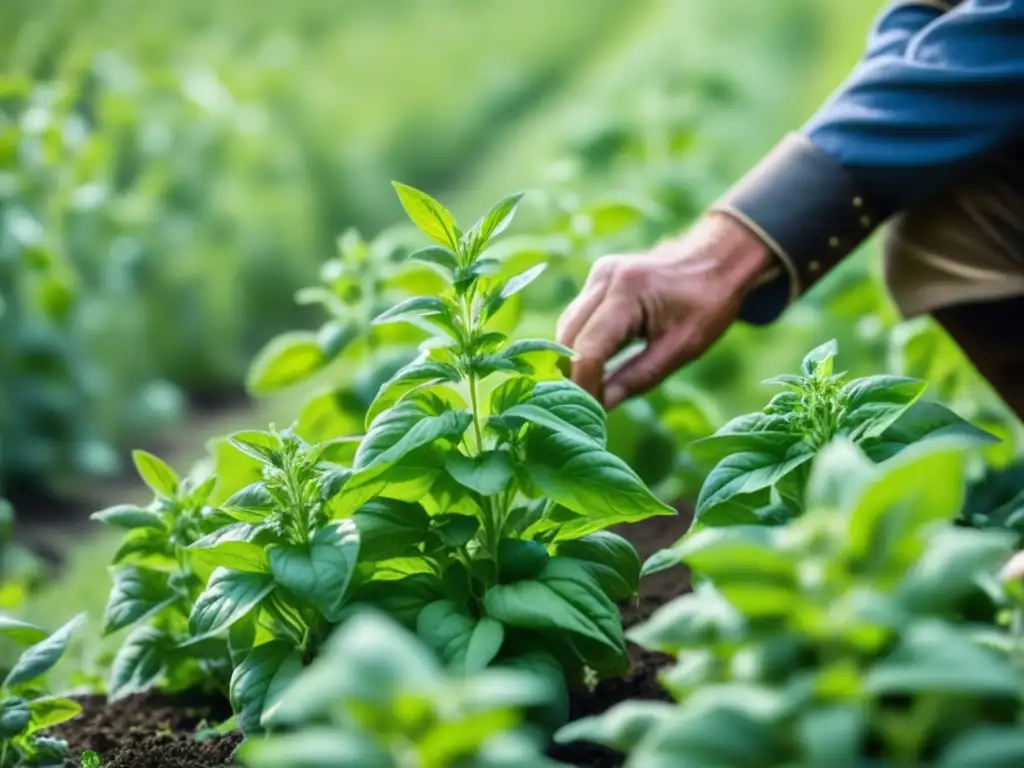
[556,212,774,409]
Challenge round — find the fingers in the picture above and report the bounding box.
[569,292,641,402]
[556,256,621,349]
[603,330,696,409]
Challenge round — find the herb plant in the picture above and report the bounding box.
[558,439,1024,767]
[93,450,232,700]
[683,340,997,529]
[238,610,566,768]
[0,614,85,767]
[184,184,673,735]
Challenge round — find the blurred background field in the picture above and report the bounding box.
[3,0,1021,638]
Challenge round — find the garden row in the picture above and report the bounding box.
[0,0,634,497]
[3,184,1024,768]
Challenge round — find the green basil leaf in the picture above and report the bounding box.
[347,573,444,628]
[228,431,283,467]
[238,728,390,768]
[108,625,167,701]
[355,402,471,471]
[461,192,524,257]
[111,527,174,567]
[522,429,674,539]
[626,586,744,654]
[555,701,675,753]
[489,377,535,415]
[444,450,514,496]
[24,697,81,735]
[246,331,325,396]
[554,532,641,602]
[366,356,461,425]
[802,339,838,376]
[796,705,863,767]
[862,400,999,461]
[353,499,430,561]
[392,182,460,249]
[4,613,85,688]
[839,375,927,441]
[416,600,504,673]
[0,617,47,646]
[132,450,180,498]
[223,482,275,517]
[497,539,549,582]
[103,567,177,635]
[190,541,270,574]
[90,504,165,530]
[432,514,480,548]
[688,430,798,468]
[269,521,359,621]
[329,446,444,518]
[231,640,304,734]
[500,338,575,362]
[483,557,624,656]
[372,295,453,329]
[410,244,460,276]
[189,569,275,641]
[501,380,606,446]
[500,262,547,301]
[695,446,815,524]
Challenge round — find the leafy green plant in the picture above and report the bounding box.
[93,450,232,700]
[238,610,566,768]
[558,438,1024,767]
[0,614,84,767]
[184,183,673,735]
[682,339,997,530]
[81,752,102,768]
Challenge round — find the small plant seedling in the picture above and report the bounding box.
[0,614,85,767]
[81,751,102,767]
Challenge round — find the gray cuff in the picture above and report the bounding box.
[711,132,884,325]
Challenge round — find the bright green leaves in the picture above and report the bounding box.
[103,567,177,636]
[416,601,505,673]
[108,626,168,701]
[461,192,524,259]
[189,568,275,641]
[522,428,674,539]
[499,380,606,445]
[132,450,179,499]
[355,402,471,471]
[91,504,166,530]
[246,331,326,396]
[3,614,84,689]
[393,182,460,251]
[230,641,303,734]
[689,341,996,526]
[484,558,625,660]
[445,451,513,496]
[268,521,359,622]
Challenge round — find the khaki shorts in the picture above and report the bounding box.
[884,147,1024,317]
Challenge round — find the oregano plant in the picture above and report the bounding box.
[93,450,232,700]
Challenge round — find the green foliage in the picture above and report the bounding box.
[684,341,996,529]
[93,450,231,700]
[238,611,565,768]
[81,752,102,768]
[175,185,672,736]
[0,502,45,612]
[557,439,1024,767]
[0,614,84,767]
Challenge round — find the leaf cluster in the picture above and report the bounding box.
[0,614,85,767]
[686,340,997,528]
[238,611,567,768]
[559,439,1024,766]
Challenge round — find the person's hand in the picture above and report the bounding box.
[556,212,775,409]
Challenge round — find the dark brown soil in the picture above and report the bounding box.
[52,690,241,768]
[548,504,694,768]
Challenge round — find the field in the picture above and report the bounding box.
[4,1,1024,767]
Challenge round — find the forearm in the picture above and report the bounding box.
[712,0,1024,324]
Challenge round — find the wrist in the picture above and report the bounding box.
[689,211,776,298]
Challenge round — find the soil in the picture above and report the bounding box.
[47,504,693,768]
[53,690,242,768]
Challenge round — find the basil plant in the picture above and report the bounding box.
[93,450,232,700]
[0,614,85,767]
[238,610,567,768]
[559,438,1024,767]
[685,339,997,529]
[183,184,674,735]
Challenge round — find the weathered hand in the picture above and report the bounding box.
[556,213,774,409]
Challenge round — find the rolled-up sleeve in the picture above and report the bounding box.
[712,0,1024,325]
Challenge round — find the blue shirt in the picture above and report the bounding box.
[715,0,1024,324]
